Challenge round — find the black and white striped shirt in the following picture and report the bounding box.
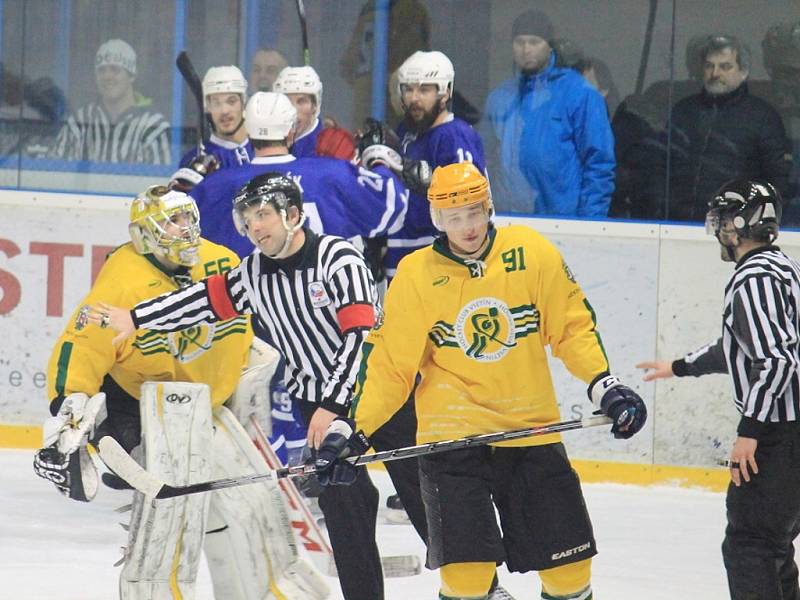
[674,246,800,437]
[131,231,377,414]
[52,103,171,164]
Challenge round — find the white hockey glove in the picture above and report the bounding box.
[226,338,280,434]
[33,392,107,502]
[168,153,220,193]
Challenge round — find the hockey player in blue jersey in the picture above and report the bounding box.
[273,66,324,158]
[171,66,254,191]
[360,50,486,279]
[190,91,408,260]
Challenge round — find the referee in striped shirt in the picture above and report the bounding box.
[51,39,171,165]
[89,172,421,600]
[638,179,800,600]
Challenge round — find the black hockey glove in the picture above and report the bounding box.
[33,444,98,502]
[314,418,370,486]
[356,118,403,171]
[589,374,647,440]
[169,153,220,193]
[400,158,433,194]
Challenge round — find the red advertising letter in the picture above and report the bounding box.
[0,239,21,315]
[30,242,83,317]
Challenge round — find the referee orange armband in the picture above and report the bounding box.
[206,274,238,320]
[337,303,375,333]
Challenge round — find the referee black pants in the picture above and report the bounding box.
[301,398,427,600]
[722,423,800,600]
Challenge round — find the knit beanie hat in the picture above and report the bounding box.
[95,39,137,75]
[512,10,554,40]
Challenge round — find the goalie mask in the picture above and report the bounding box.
[706,179,782,261]
[427,162,493,232]
[232,172,305,259]
[129,185,201,266]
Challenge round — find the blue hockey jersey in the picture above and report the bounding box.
[179,133,254,169]
[190,154,408,259]
[388,114,486,277]
[289,119,322,158]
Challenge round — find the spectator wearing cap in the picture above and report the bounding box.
[639,34,792,221]
[482,10,615,216]
[52,39,171,164]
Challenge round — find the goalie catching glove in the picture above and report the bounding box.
[314,417,370,486]
[33,392,107,501]
[589,374,647,439]
[168,153,220,193]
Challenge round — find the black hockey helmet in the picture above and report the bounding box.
[706,179,782,243]
[232,172,303,236]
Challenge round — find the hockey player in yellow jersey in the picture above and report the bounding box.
[315,163,648,600]
[33,186,329,599]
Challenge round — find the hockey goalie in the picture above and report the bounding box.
[32,184,328,599]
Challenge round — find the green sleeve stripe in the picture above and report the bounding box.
[54,342,74,395]
[583,299,609,369]
[349,341,374,418]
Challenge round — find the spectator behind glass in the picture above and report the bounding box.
[51,39,171,164]
[482,10,615,216]
[248,48,288,94]
[340,0,431,126]
[640,35,792,222]
[609,36,709,219]
[762,20,800,225]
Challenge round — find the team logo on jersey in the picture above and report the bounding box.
[429,301,540,361]
[134,318,248,363]
[307,281,331,308]
[454,297,517,362]
[168,324,215,362]
[433,275,449,287]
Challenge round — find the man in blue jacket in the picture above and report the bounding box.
[483,10,615,216]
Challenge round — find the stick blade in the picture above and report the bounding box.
[97,436,164,498]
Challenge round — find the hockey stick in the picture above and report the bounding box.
[295,0,310,66]
[248,416,421,578]
[176,51,207,156]
[98,415,612,500]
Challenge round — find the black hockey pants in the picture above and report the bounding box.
[302,398,426,600]
[722,423,800,600]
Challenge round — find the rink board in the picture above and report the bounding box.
[4,189,800,490]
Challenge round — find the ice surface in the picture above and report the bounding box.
[0,448,761,599]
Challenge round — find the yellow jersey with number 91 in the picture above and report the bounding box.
[351,224,609,446]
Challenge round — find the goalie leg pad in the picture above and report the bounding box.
[205,406,329,600]
[120,382,213,600]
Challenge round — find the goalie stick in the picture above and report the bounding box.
[176,51,207,156]
[98,415,612,500]
[248,416,421,578]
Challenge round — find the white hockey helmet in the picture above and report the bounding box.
[202,66,248,110]
[244,92,298,141]
[396,50,454,98]
[272,66,323,120]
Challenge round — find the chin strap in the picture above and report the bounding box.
[267,210,307,259]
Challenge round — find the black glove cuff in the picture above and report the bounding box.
[671,359,689,377]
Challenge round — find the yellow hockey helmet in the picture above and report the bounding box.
[427,163,493,230]
[129,185,201,266]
